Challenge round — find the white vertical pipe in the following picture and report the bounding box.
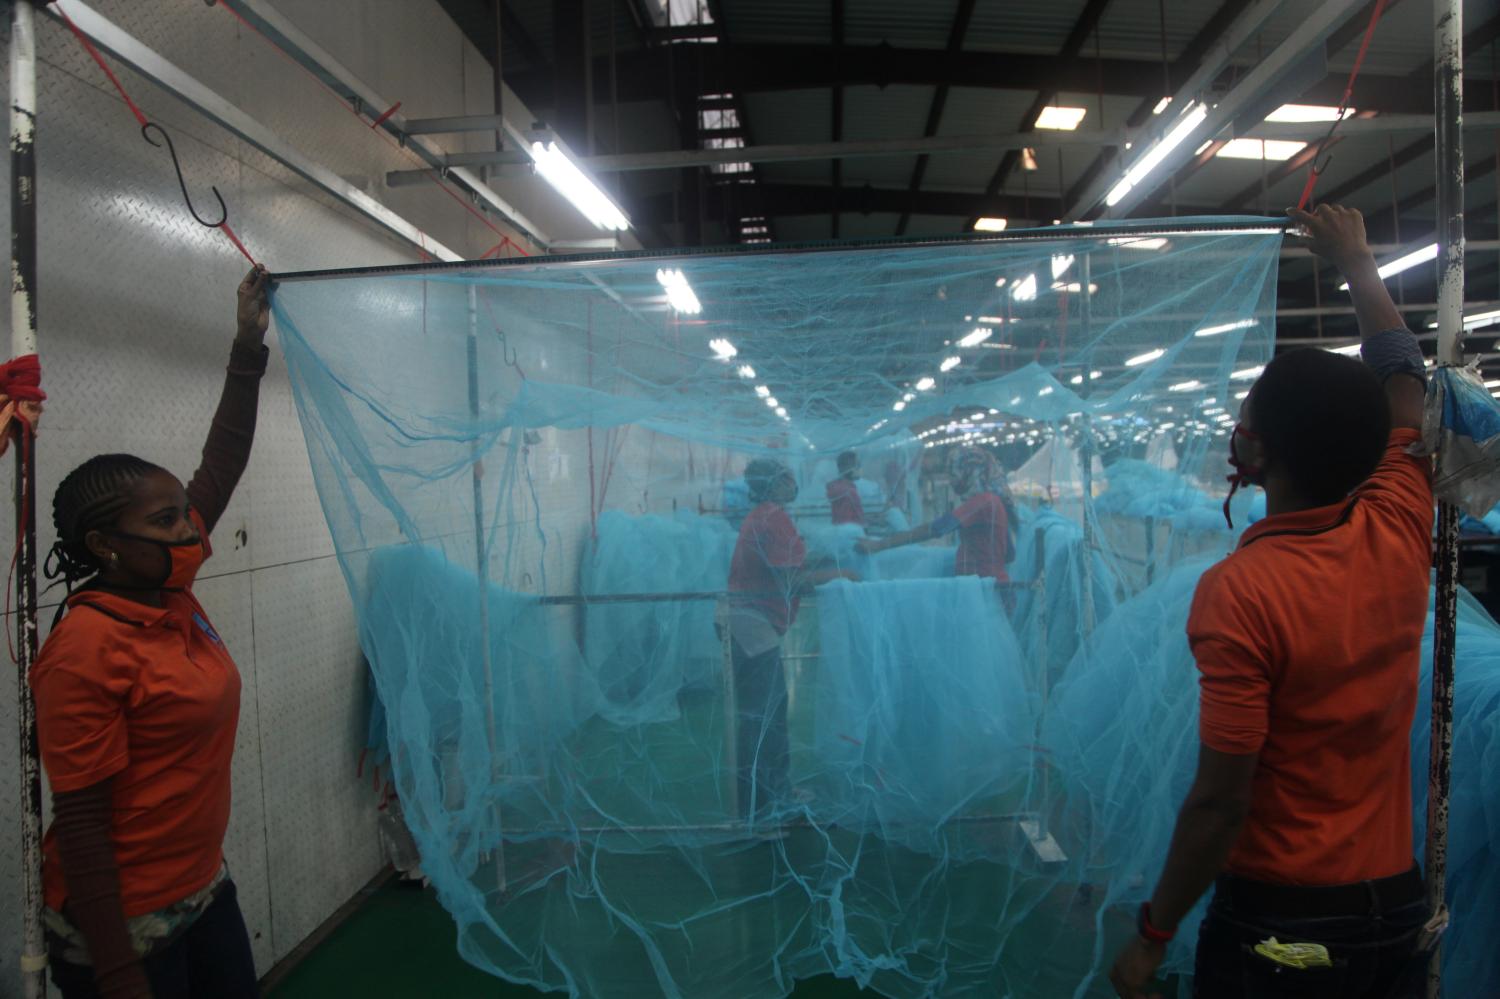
[10,2,46,996]
[1426,0,1463,996]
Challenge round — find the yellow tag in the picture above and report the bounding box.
[1253,937,1333,970]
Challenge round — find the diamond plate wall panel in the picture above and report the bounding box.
[0,2,521,995]
[248,556,378,965]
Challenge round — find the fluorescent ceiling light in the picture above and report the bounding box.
[1038,386,1054,396]
[764,396,779,408]
[893,400,907,411]
[1485,380,1500,389]
[1036,106,1088,130]
[1051,281,1098,294]
[1158,422,1176,430]
[1464,309,1500,330]
[1051,254,1074,279]
[974,217,1008,232]
[1330,343,1363,356]
[995,276,1008,288]
[1230,364,1265,380]
[1194,318,1259,338]
[708,337,736,359]
[958,327,993,348]
[1106,102,1209,207]
[1216,138,1307,161]
[755,385,770,397]
[976,315,1007,324]
[940,356,962,372]
[530,141,630,230]
[1126,348,1166,367]
[1338,242,1438,290]
[1012,273,1038,301]
[775,407,788,418]
[1107,236,1168,250]
[915,376,936,392]
[1265,103,1354,123]
[1215,412,1234,423]
[1170,379,1204,392]
[658,268,703,313]
[737,365,756,378]
[1152,97,1172,115]
[1235,390,1249,399]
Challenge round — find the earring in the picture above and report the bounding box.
[109,553,119,565]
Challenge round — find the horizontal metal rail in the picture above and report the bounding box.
[271,218,1290,282]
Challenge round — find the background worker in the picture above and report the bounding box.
[1110,204,1434,998]
[855,446,1016,583]
[728,458,856,822]
[826,451,866,526]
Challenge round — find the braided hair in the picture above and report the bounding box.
[47,453,166,588]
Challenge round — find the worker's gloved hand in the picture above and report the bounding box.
[1286,204,1371,272]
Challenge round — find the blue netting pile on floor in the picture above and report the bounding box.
[270,220,1498,997]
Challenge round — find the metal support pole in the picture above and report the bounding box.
[10,1,46,994]
[468,286,506,892]
[1426,0,1464,995]
[1078,254,1096,635]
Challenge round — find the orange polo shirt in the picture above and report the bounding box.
[1187,428,1431,885]
[31,520,241,916]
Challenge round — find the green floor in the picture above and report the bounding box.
[265,878,873,999]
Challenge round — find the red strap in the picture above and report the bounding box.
[368,101,402,130]
[0,354,46,403]
[55,3,148,127]
[1296,0,1388,210]
[218,221,258,267]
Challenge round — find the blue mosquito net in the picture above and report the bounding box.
[268,220,1497,997]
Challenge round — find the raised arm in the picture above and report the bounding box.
[185,265,271,533]
[1287,206,1425,430]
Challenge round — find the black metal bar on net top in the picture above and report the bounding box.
[270,217,1292,284]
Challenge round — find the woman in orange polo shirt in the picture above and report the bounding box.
[30,265,270,999]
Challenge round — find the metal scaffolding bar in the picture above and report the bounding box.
[1426,0,1465,993]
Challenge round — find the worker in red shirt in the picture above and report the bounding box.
[855,446,1016,582]
[826,451,867,526]
[1110,205,1434,999]
[728,457,855,821]
[31,267,270,999]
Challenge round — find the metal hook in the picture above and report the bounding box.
[142,122,227,228]
[496,330,518,368]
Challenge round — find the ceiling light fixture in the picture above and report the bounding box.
[530,141,631,230]
[973,217,1008,232]
[658,268,703,313]
[1106,102,1209,207]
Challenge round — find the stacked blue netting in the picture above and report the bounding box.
[269,220,1499,997]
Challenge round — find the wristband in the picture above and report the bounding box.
[1137,902,1175,944]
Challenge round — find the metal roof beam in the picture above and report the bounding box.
[628,183,1064,227]
[388,111,1500,176]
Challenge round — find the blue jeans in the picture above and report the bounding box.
[48,879,257,999]
[1193,868,1430,999]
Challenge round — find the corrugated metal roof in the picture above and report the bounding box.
[720,0,833,45]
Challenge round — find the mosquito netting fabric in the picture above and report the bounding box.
[269,220,1492,997]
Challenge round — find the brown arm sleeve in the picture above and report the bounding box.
[184,338,269,534]
[51,780,152,998]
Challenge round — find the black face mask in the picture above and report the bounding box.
[104,529,206,590]
[1222,423,1263,529]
